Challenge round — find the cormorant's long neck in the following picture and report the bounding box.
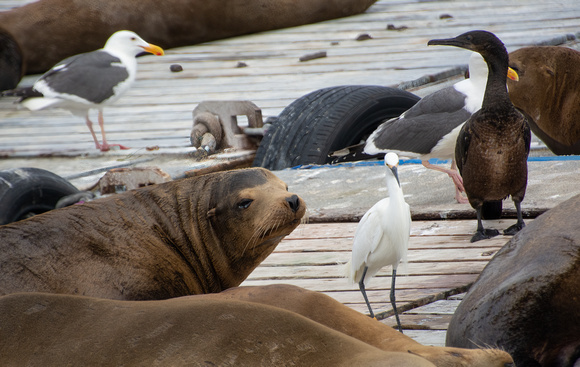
[481,50,511,110]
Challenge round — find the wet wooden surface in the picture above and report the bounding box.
[1,0,579,157]
[0,0,575,348]
[242,219,519,346]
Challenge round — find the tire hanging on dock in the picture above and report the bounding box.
[253,85,420,170]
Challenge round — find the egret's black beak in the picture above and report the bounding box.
[390,165,401,187]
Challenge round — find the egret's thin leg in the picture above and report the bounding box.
[390,268,403,333]
[358,266,375,319]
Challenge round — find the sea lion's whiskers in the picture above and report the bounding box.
[242,215,271,256]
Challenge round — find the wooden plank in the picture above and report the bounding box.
[403,330,446,347]
[274,236,507,252]
[241,274,478,292]
[284,219,521,239]
[323,289,462,304]
[258,247,499,267]
[383,314,454,330]
[407,300,463,315]
[247,261,489,280]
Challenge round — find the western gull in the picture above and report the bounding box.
[364,53,519,203]
[428,30,531,243]
[5,30,164,152]
[345,152,411,332]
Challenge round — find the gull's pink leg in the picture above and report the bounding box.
[85,114,102,150]
[421,159,468,204]
[97,110,130,151]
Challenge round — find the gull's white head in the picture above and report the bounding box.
[104,30,164,57]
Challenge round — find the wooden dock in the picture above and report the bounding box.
[0,0,576,348]
[242,219,518,346]
[1,0,579,157]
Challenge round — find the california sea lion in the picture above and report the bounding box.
[210,284,515,367]
[0,292,436,367]
[0,167,306,300]
[508,46,580,154]
[446,194,580,367]
[0,0,377,76]
[0,26,22,91]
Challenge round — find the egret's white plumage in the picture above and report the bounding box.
[345,152,411,332]
[16,30,164,151]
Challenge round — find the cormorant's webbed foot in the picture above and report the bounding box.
[504,221,525,236]
[471,228,500,243]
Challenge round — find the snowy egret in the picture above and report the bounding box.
[345,152,411,332]
[428,30,530,242]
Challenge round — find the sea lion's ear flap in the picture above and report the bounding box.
[207,208,216,218]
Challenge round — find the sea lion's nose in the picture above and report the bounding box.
[286,195,300,213]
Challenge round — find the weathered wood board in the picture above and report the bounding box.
[241,220,521,345]
[1,0,579,156]
[242,219,516,329]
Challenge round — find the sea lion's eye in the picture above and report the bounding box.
[237,199,253,209]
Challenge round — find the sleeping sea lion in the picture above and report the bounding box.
[0,26,23,91]
[0,167,306,300]
[209,284,515,367]
[508,46,580,154]
[0,292,436,367]
[0,0,377,76]
[446,194,580,367]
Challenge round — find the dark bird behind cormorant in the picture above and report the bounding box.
[428,30,531,242]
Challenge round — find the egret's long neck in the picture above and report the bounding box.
[386,172,404,204]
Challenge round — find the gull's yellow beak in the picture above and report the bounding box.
[141,43,164,56]
[507,67,519,81]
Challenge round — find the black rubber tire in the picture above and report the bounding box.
[253,85,420,170]
[0,167,79,225]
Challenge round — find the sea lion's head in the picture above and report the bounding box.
[205,168,306,285]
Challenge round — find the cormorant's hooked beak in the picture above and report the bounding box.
[427,36,472,50]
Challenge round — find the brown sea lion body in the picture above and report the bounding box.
[0,167,305,300]
[508,46,580,154]
[0,292,436,367]
[0,26,22,90]
[0,0,377,75]
[446,194,580,367]
[211,285,515,367]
